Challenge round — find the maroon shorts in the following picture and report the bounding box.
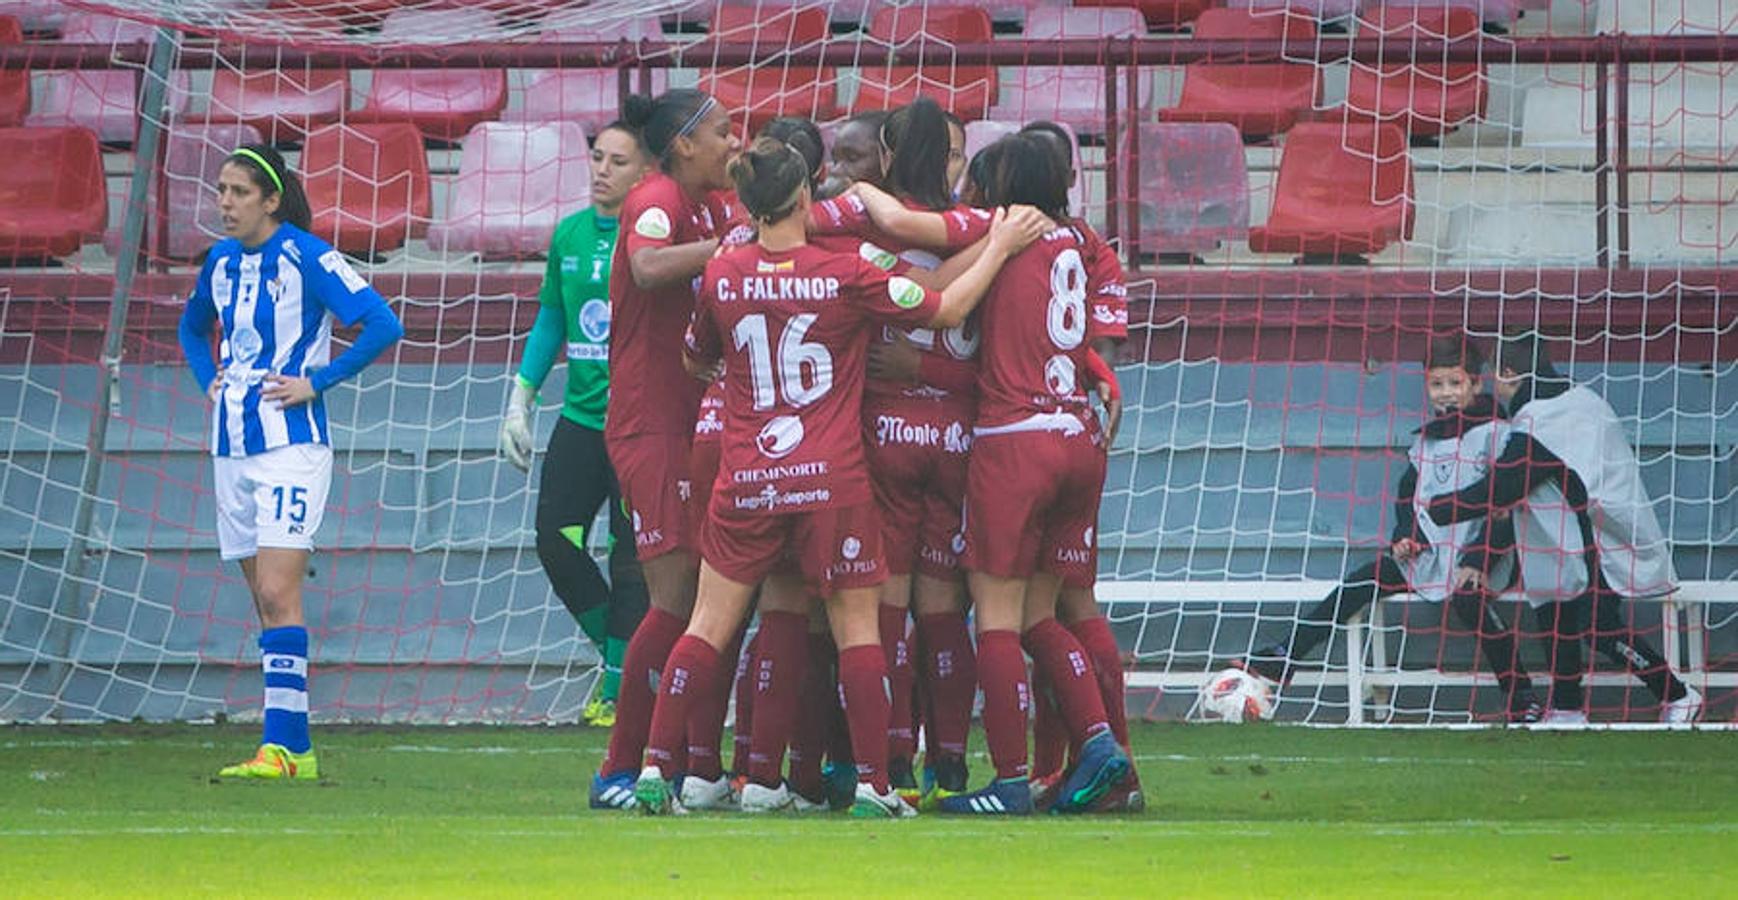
[606,430,695,562]
[962,423,1106,589]
[863,397,973,579]
[701,500,887,595]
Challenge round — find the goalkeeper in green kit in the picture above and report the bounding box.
[501,123,654,726]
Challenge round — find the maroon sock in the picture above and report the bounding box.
[685,626,744,782]
[642,634,720,773]
[825,642,854,767]
[837,644,892,793]
[745,612,810,788]
[1031,667,1068,778]
[878,604,916,763]
[1068,615,1129,748]
[789,631,836,799]
[1023,618,1110,746]
[730,630,761,775]
[603,606,686,776]
[916,612,975,760]
[975,629,1031,781]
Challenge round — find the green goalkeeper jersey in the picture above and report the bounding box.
[522,207,618,431]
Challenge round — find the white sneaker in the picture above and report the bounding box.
[849,782,918,818]
[1538,708,1590,727]
[1661,687,1703,724]
[678,773,739,811]
[738,781,793,813]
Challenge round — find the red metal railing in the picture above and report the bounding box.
[2,32,1735,364]
[4,32,1732,268]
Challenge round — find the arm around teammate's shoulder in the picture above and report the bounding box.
[927,206,1050,329]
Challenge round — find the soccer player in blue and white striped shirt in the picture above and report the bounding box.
[178,144,403,780]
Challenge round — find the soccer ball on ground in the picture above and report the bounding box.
[1198,667,1276,723]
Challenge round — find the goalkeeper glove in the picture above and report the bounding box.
[500,376,536,473]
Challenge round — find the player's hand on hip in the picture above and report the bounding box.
[207,369,226,404]
[1390,538,1422,563]
[261,374,316,409]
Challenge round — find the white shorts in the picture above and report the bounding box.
[212,443,333,561]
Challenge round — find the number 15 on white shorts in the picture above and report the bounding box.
[212,443,333,561]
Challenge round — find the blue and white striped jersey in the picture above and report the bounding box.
[185,223,390,457]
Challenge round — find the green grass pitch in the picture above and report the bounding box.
[2,722,1734,897]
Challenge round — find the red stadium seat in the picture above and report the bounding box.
[990,7,1152,134]
[0,126,107,262]
[1159,8,1321,140]
[1344,6,1486,137]
[701,4,838,134]
[355,7,507,142]
[505,19,664,132]
[207,69,350,145]
[1247,120,1414,260]
[0,0,66,34]
[104,123,266,262]
[1231,0,1360,20]
[0,16,26,127]
[427,121,593,259]
[1133,122,1251,256]
[301,122,431,256]
[26,14,191,144]
[1364,0,1522,29]
[852,6,996,121]
[1072,0,1208,30]
[268,0,400,29]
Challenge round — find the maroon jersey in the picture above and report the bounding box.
[709,189,756,249]
[720,195,875,250]
[975,223,1098,430]
[606,171,718,440]
[859,200,994,404]
[685,241,944,513]
[1080,222,1128,342]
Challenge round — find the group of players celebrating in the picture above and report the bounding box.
[519,89,1140,818]
[179,71,1700,800]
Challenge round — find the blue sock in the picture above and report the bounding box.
[259,626,311,754]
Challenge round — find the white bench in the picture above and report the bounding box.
[1097,579,1734,724]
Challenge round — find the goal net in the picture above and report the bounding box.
[0,0,1732,725]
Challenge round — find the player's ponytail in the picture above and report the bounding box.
[881,97,953,211]
[227,143,312,232]
[759,116,825,189]
[728,137,809,226]
[621,89,715,169]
